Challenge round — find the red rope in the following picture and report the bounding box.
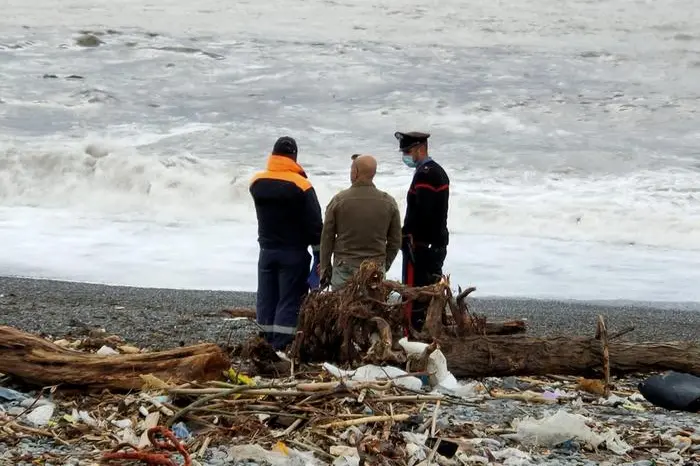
[101,426,192,466]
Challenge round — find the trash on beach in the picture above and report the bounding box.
[322,362,423,391]
[226,443,320,466]
[512,409,632,455]
[398,337,485,398]
[96,345,120,356]
[1,356,698,466]
[638,371,700,413]
[24,403,55,427]
[0,386,27,402]
[2,265,700,466]
[576,377,608,396]
[171,421,191,439]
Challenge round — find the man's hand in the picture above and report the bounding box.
[308,252,322,289]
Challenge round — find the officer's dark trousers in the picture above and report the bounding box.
[256,248,311,350]
[402,245,447,330]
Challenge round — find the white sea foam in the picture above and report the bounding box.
[1,137,698,251]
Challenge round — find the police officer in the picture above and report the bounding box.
[395,131,450,331]
[249,136,323,350]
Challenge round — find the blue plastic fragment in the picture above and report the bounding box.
[171,421,191,439]
[0,387,28,403]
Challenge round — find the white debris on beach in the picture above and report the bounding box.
[1,348,699,466]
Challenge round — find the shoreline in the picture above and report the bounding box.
[1,275,699,350]
[4,274,700,308]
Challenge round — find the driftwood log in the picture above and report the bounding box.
[285,262,700,379]
[0,326,230,390]
[439,335,700,378]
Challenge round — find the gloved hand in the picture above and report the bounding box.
[307,252,321,289]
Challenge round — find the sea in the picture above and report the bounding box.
[1,0,699,302]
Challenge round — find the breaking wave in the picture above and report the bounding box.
[1,139,699,251]
[0,140,257,222]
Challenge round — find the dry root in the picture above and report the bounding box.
[239,336,291,377]
[291,261,484,365]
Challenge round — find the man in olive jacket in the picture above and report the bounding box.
[320,154,402,289]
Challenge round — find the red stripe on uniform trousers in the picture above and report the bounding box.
[413,183,449,192]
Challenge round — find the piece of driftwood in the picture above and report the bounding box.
[439,334,700,378]
[290,262,527,365]
[285,262,700,379]
[0,326,230,390]
[224,303,526,337]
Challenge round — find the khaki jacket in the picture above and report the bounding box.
[320,180,402,278]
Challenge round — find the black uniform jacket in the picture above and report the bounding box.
[403,159,449,247]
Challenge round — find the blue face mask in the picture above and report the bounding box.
[402,155,417,168]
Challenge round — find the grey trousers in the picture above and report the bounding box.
[331,262,385,291]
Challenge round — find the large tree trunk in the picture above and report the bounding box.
[440,335,700,378]
[0,326,230,390]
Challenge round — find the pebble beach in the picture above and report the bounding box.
[2,276,700,466]
[1,276,699,350]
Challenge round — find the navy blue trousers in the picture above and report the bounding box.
[402,244,447,330]
[256,248,311,350]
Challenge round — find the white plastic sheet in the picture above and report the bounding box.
[512,409,632,455]
[322,363,423,391]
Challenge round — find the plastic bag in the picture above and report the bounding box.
[0,387,28,403]
[25,403,55,427]
[638,371,700,412]
[398,338,482,397]
[323,363,422,391]
[512,409,631,455]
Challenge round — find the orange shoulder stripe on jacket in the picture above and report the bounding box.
[250,171,312,191]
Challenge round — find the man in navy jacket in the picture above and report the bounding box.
[249,136,322,350]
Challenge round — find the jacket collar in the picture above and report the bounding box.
[415,156,432,170]
[267,154,307,177]
[351,180,375,188]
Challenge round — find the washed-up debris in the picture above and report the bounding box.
[2,339,699,466]
[1,259,700,464]
[290,262,700,382]
[638,371,700,413]
[512,409,632,454]
[0,325,230,390]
